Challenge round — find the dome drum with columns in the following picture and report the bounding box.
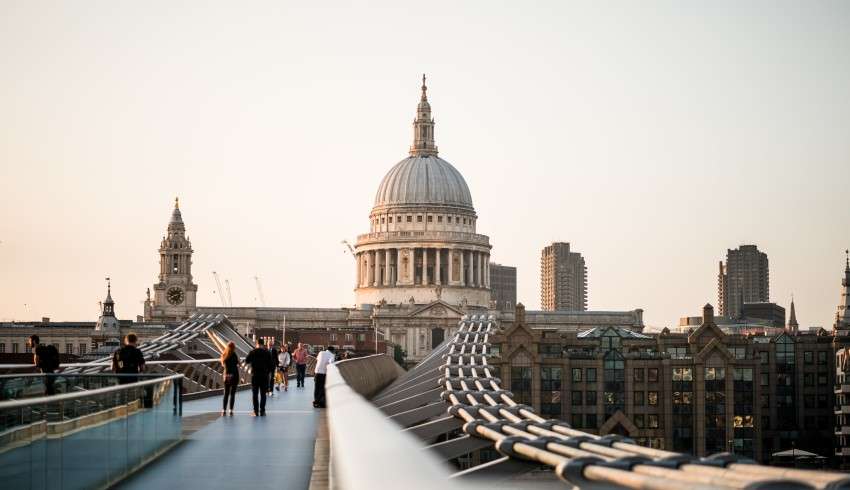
[354,76,492,308]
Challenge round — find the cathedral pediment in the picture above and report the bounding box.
[409,300,464,318]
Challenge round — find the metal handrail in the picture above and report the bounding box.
[0,359,221,370]
[0,373,184,409]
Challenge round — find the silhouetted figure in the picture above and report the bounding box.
[245,339,273,416]
[112,333,145,385]
[28,335,59,395]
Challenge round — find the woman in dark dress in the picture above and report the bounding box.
[220,341,239,416]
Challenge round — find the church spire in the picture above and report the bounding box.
[836,250,850,331]
[787,295,798,333]
[409,74,438,157]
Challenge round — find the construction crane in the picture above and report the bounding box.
[224,279,233,307]
[341,240,356,260]
[254,276,267,307]
[212,272,227,307]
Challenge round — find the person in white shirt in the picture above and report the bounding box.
[313,346,336,408]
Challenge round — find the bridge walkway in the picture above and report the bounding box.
[117,378,318,490]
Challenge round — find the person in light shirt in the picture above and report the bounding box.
[312,346,336,408]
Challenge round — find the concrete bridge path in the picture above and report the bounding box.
[117,378,319,490]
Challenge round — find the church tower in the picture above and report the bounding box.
[144,198,198,321]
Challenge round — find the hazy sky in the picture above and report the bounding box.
[1,1,848,329]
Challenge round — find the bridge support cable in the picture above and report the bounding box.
[441,315,850,490]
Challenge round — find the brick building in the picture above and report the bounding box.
[491,303,837,464]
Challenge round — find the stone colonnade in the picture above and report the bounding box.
[356,248,490,289]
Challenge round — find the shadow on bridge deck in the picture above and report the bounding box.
[116,378,318,490]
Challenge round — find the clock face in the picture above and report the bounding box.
[167,287,185,305]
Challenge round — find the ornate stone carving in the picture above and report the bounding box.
[430,306,446,317]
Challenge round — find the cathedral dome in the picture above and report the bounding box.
[373,155,473,210]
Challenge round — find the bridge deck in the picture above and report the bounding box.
[117,379,319,490]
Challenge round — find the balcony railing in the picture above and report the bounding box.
[355,230,490,245]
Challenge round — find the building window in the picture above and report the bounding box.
[648,391,658,405]
[381,217,385,224]
[804,373,814,387]
[406,215,412,222]
[729,346,747,359]
[12,343,19,353]
[804,351,813,364]
[804,395,815,408]
[427,215,433,222]
[572,391,583,406]
[818,374,828,386]
[634,414,645,428]
[761,394,770,408]
[818,351,827,365]
[647,368,658,383]
[437,216,443,223]
[571,414,582,429]
[759,352,769,365]
[776,335,794,365]
[447,216,452,223]
[511,351,532,405]
[634,391,645,406]
[65,343,73,354]
[647,414,659,428]
[585,414,598,429]
[667,347,688,359]
[388,216,393,223]
[634,368,644,382]
[540,367,562,417]
[357,334,365,342]
[672,367,693,381]
[585,391,597,406]
[329,333,336,341]
[417,215,423,223]
[760,373,769,386]
[586,368,597,382]
[572,368,582,382]
[79,343,87,355]
[817,394,828,409]
[0,343,5,353]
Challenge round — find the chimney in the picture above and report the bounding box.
[702,304,714,325]
[41,317,50,324]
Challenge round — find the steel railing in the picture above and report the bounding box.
[439,315,850,489]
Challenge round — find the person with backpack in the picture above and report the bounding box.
[277,344,291,392]
[28,335,59,395]
[244,338,273,416]
[112,333,145,385]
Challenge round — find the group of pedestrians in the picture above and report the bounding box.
[29,333,147,396]
[220,339,326,416]
[29,331,336,416]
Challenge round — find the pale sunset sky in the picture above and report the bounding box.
[1,1,848,329]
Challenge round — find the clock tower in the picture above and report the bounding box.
[144,198,198,321]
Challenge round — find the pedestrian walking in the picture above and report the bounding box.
[313,346,336,408]
[28,335,59,395]
[293,342,308,388]
[112,333,145,385]
[244,338,273,416]
[268,341,279,397]
[220,341,239,416]
[277,344,291,392]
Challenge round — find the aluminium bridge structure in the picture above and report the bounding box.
[326,314,850,490]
